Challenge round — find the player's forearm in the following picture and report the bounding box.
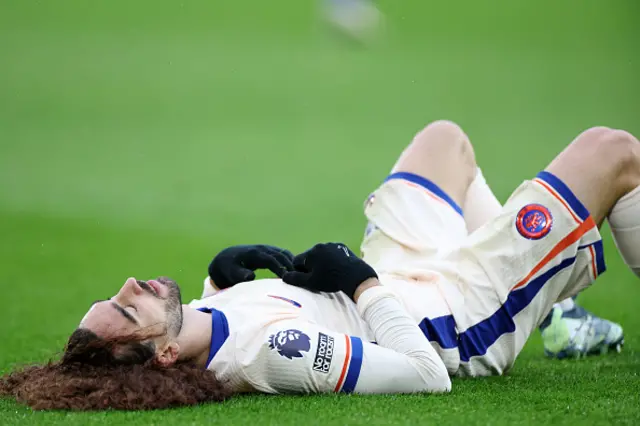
[356,283,451,393]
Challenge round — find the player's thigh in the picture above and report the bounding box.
[391,120,477,208]
[447,172,604,376]
[545,126,640,225]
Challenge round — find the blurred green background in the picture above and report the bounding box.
[1,1,639,424]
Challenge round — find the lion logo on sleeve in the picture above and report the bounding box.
[268,329,311,359]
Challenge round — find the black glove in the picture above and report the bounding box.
[282,242,378,301]
[208,245,295,290]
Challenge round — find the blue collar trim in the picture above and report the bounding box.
[196,307,230,365]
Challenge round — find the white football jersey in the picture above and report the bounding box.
[188,276,454,394]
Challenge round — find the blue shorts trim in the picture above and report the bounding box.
[578,240,607,276]
[418,253,593,362]
[593,240,606,275]
[385,172,463,217]
[458,254,579,362]
[419,315,458,349]
[418,253,591,362]
[536,171,590,221]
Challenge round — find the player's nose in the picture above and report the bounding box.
[121,277,144,297]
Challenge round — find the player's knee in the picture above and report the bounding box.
[609,129,639,149]
[595,128,638,168]
[574,126,637,157]
[574,126,640,190]
[412,120,477,174]
[576,126,613,140]
[609,129,640,190]
[415,120,468,146]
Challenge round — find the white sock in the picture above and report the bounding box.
[555,297,576,312]
[463,168,503,233]
[609,184,640,277]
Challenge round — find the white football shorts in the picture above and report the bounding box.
[361,171,605,376]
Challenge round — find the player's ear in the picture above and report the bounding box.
[155,342,180,367]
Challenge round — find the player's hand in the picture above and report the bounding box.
[282,243,378,301]
[208,245,295,290]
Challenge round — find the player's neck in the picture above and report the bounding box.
[175,305,212,367]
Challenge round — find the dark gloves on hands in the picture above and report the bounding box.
[208,245,294,289]
[282,242,378,301]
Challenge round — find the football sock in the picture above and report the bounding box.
[609,184,640,277]
[556,297,576,311]
[462,168,502,233]
[540,295,577,329]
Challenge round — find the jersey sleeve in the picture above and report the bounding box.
[236,286,451,394]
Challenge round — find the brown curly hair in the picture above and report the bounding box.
[0,329,232,410]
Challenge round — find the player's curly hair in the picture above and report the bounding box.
[0,328,231,410]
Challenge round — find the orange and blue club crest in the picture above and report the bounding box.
[516,204,553,240]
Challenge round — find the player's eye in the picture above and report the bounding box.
[126,305,138,313]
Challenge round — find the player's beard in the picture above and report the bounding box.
[155,277,184,337]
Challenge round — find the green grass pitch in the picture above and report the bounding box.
[1,1,639,424]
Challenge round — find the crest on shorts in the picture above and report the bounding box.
[268,329,311,359]
[516,204,553,240]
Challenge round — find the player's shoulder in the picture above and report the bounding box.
[207,316,316,393]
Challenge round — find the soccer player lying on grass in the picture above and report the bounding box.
[207,120,625,360]
[3,122,640,411]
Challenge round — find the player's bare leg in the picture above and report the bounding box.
[391,120,477,207]
[546,127,640,229]
[462,168,502,234]
[536,127,640,358]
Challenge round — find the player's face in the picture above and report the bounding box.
[80,277,184,340]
